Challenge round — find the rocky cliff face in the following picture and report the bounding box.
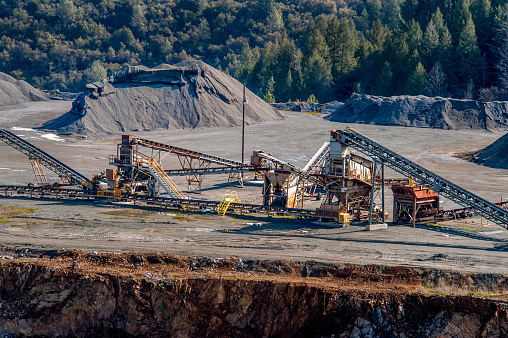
[42,61,284,137]
[327,94,508,130]
[0,251,506,337]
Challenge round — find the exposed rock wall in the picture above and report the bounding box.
[0,252,507,337]
[0,72,48,106]
[327,94,508,130]
[42,61,284,137]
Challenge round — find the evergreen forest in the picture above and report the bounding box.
[1,0,508,102]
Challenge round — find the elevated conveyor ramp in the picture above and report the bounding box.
[334,128,508,230]
[132,137,246,167]
[0,129,93,189]
[257,152,322,186]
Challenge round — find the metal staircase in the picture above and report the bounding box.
[0,129,93,189]
[333,128,508,230]
[136,153,186,199]
[217,190,240,215]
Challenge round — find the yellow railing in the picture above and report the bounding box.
[218,190,240,216]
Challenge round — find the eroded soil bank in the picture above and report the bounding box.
[0,250,506,337]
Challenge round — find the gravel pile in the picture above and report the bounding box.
[326,94,508,130]
[0,72,48,106]
[469,133,508,168]
[42,61,284,137]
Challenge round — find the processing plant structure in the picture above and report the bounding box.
[2,127,508,230]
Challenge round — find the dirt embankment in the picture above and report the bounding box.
[0,250,506,337]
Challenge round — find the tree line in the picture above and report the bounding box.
[0,0,507,102]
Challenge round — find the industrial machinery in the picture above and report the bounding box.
[333,127,508,230]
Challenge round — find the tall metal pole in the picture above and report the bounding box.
[242,84,246,165]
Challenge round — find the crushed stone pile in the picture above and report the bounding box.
[42,61,285,137]
[326,94,508,130]
[271,100,342,113]
[0,72,48,106]
[469,133,508,169]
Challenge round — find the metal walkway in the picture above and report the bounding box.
[0,129,93,189]
[333,128,508,229]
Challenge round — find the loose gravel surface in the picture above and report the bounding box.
[1,101,508,274]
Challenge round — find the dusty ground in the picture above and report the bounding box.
[1,100,508,275]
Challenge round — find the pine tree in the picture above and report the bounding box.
[427,61,448,97]
[496,10,508,89]
[422,18,439,65]
[405,19,422,53]
[455,15,481,86]
[367,20,387,52]
[326,18,358,82]
[449,0,472,44]
[375,61,393,96]
[302,50,332,100]
[431,8,445,35]
[405,62,428,95]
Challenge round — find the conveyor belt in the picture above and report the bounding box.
[0,185,314,217]
[334,128,508,230]
[257,152,322,186]
[0,129,92,188]
[132,137,246,167]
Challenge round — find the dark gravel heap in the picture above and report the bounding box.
[42,61,284,137]
[327,94,508,130]
[0,72,48,106]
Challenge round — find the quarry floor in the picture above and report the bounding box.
[1,100,508,275]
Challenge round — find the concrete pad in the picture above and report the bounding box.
[365,223,388,231]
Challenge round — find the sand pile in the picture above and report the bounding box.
[0,72,48,106]
[327,94,508,130]
[42,61,285,136]
[469,133,508,169]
